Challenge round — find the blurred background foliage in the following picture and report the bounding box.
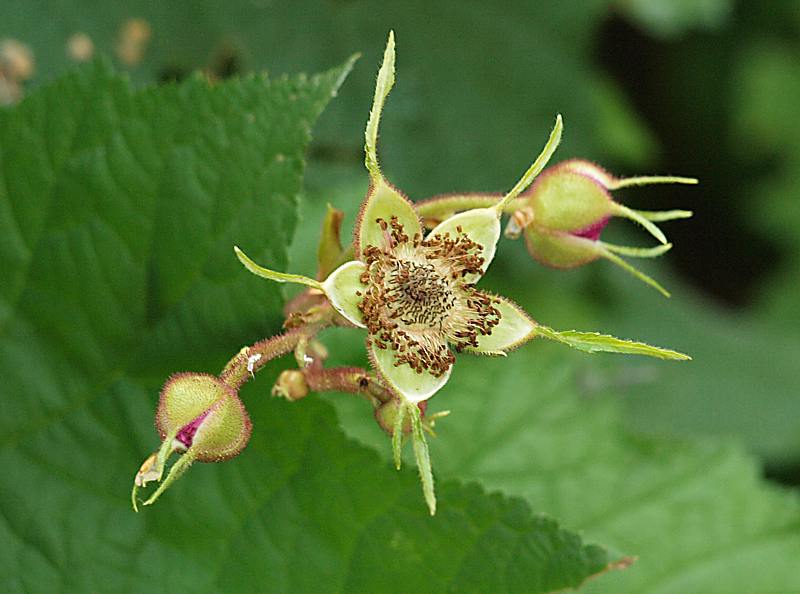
[3,0,800,581]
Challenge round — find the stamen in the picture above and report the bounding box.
[358,218,503,376]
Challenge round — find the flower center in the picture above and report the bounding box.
[385,259,456,327]
[357,216,501,377]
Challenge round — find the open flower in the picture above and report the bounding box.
[233,31,690,515]
[234,31,562,405]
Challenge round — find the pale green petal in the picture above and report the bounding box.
[409,402,436,516]
[426,208,500,282]
[356,32,423,254]
[535,324,691,360]
[321,261,367,328]
[465,295,536,355]
[356,178,423,255]
[369,340,451,404]
[234,246,322,289]
[414,193,506,220]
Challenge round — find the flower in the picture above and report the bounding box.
[234,31,563,405]
[232,31,691,515]
[506,159,697,296]
[131,372,252,511]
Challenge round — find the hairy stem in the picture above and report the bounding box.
[219,328,307,390]
[415,194,526,221]
[303,366,394,404]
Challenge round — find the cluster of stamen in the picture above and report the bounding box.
[357,216,502,377]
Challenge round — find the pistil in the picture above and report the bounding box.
[358,216,503,377]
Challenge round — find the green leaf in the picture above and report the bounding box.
[601,267,800,464]
[4,0,631,196]
[431,347,800,593]
[0,61,620,593]
[324,343,800,593]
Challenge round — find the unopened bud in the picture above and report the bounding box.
[272,369,309,401]
[156,373,252,461]
[509,159,696,296]
[375,398,427,436]
[132,372,252,510]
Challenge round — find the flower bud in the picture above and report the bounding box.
[375,398,427,436]
[508,159,696,296]
[132,372,252,510]
[272,369,309,401]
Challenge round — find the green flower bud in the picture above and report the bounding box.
[510,159,696,297]
[132,372,252,510]
[375,398,427,436]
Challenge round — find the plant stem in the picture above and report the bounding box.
[303,366,394,404]
[414,194,526,221]
[219,328,307,390]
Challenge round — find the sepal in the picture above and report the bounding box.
[316,204,346,280]
[408,402,436,516]
[535,324,691,360]
[426,208,500,283]
[368,339,452,404]
[321,260,367,327]
[234,246,322,289]
[465,295,537,355]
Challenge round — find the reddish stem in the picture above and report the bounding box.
[303,366,393,404]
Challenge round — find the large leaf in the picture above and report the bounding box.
[305,220,800,592]
[321,338,800,593]
[0,61,621,592]
[432,346,800,593]
[598,267,800,465]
